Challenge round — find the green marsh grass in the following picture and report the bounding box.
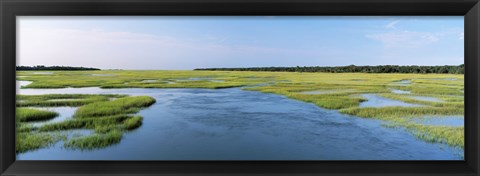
[74,96,156,118]
[16,94,125,107]
[16,108,58,122]
[16,132,66,153]
[339,106,464,148]
[64,130,123,149]
[406,123,464,148]
[123,116,143,130]
[339,107,464,120]
[379,93,464,108]
[39,115,131,132]
[16,94,155,152]
[16,70,464,150]
[286,93,366,109]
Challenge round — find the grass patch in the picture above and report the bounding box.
[16,132,66,153]
[16,108,58,122]
[123,115,143,130]
[38,115,131,132]
[406,123,464,148]
[339,107,463,120]
[74,96,156,118]
[339,106,464,148]
[287,93,365,109]
[64,130,122,150]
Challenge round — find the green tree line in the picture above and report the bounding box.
[17,65,100,71]
[195,64,464,74]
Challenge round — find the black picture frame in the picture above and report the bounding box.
[1,0,479,175]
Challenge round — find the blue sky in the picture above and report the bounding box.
[17,16,464,70]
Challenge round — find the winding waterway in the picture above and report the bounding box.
[16,81,463,160]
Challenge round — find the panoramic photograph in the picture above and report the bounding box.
[15,16,464,160]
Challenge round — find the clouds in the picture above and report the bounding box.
[366,20,463,48]
[385,20,399,29]
[362,19,463,66]
[366,30,441,48]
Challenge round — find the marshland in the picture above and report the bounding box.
[16,70,464,160]
[15,16,465,160]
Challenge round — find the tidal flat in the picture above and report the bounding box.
[16,70,464,160]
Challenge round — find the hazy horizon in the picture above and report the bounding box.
[16,63,465,71]
[17,16,464,70]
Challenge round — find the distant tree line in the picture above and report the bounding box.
[16,65,100,71]
[195,64,464,74]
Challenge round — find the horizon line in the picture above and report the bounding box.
[16,64,465,71]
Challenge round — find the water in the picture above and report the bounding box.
[38,129,96,152]
[391,80,411,86]
[359,94,423,108]
[16,81,462,160]
[390,89,411,94]
[32,72,53,75]
[66,129,95,139]
[413,116,463,127]
[443,78,458,81]
[16,81,32,93]
[409,96,443,102]
[26,107,78,127]
[141,80,159,83]
[47,99,81,102]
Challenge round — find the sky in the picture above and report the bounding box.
[17,16,464,70]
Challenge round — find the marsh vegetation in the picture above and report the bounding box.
[16,93,155,153]
[16,70,464,158]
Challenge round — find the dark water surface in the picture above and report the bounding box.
[16,81,463,160]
